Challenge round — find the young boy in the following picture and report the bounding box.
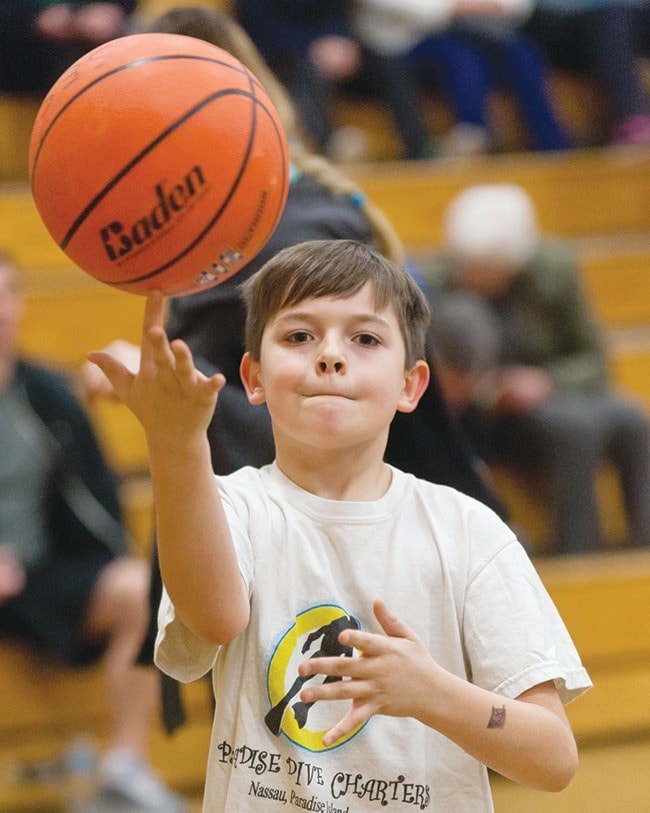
[90,239,591,812]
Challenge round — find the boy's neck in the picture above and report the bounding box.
[275,443,392,501]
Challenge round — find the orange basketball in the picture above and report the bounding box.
[28,33,290,296]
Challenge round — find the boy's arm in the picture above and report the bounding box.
[299,600,578,792]
[88,292,249,644]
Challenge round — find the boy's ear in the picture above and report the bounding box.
[240,352,266,404]
[396,359,430,414]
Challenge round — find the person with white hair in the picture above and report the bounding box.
[428,183,650,554]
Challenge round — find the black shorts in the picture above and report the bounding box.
[0,547,115,666]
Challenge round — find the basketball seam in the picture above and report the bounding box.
[29,53,267,183]
[93,68,286,288]
[99,82,261,286]
[59,86,257,252]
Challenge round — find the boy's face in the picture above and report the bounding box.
[241,282,428,455]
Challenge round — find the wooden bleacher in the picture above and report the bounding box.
[581,246,650,327]
[1,147,648,552]
[1,143,649,808]
[536,550,650,745]
[347,147,650,245]
[0,642,211,810]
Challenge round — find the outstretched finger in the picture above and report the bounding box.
[86,350,135,403]
[140,291,166,369]
[171,340,227,396]
[169,339,199,384]
[322,703,374,748]
[373,600,417,641]
[299,655,363,680]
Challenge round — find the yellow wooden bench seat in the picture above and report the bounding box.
[0,643,211,810]
[581,251,650,327]
[18,281,145,368]
[536,550,650,744]
[0,94,39,183]
[348,148,650,247]
[610,340,650,409]
[2,148,650,263]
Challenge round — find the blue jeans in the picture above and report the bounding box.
[410,25,572,151]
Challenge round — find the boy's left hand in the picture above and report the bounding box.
[298,600,438,746]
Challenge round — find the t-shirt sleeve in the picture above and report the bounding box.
[464,539,592,704]
[154,586,220,683]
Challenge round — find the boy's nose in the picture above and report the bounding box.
[318,358,344,373]
[316,342,345,374]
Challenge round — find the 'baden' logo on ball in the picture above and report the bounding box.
[100,164,208,262]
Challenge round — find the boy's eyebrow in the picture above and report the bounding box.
[272,310,393,330]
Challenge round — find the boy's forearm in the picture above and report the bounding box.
[415,670,577,791]
[149,438,249,645]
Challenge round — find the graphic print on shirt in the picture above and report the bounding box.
[265,604,366,751]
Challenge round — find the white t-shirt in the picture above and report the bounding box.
[156,464,590,812]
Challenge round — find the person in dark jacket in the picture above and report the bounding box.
[84,5,507,734]
[234,0,359,155]
[0,254,186,811]
[95,5,504,514]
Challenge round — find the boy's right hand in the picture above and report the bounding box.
[87,292,225,453]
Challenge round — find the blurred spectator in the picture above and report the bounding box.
[428,289,503,415]
[0,1,136,95]
[351,0,573,156]
[428,184,650,554]
[234,0,372,159]
[233,0,441,159]
[0,254,185,811]
[523,0,650,145]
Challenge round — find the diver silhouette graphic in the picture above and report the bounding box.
[265,614,360,736]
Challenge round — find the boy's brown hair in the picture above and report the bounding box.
[241,240,430,367]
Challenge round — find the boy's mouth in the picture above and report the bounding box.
[305,390,352,400]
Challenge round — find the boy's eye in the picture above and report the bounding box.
[355,333,380,346]
[286,330,312,343]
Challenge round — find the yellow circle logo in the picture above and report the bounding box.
[264,605,366,751]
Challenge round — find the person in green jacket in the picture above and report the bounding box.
[428,183,650,554]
